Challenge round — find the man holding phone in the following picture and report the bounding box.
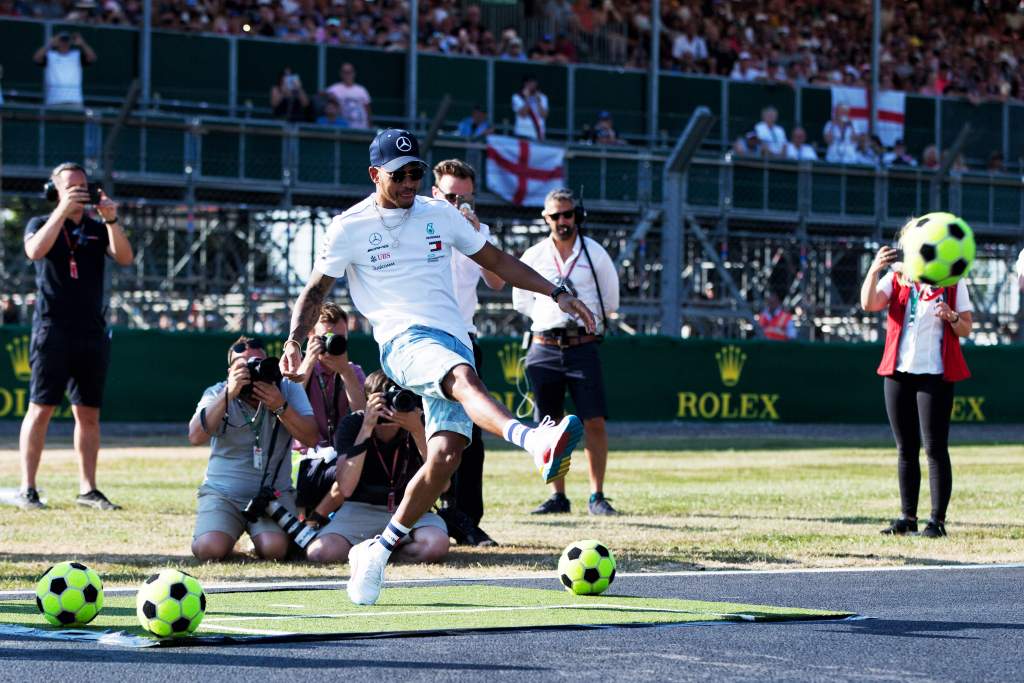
[33,32,96,108]
[15,162,133,511]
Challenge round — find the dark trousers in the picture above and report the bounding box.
[883,372,955,523]
[442,339,486,525]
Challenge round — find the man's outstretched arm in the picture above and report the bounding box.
[281,270,335,378]
[469,243,596,333]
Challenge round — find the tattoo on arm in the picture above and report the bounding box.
[289,271,335,342]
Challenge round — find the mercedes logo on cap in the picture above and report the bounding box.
[396,136,413,152]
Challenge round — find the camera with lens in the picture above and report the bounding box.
[384,387,420,412]
[318,332,347,356]
[242,486,318,549]
[239,355,282,399]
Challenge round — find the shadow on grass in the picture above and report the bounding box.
[0,645,547,671]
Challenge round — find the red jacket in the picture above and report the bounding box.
[876,274,970,382]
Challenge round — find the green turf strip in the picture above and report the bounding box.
[0,585,851,646]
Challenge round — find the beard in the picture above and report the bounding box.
[555,224,576,240]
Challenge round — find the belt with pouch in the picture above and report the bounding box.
[533,328,600,348]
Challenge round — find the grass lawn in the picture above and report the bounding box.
[1,435,1022,591]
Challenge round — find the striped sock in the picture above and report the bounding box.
[502,419,532,450]
[377,518,411,556]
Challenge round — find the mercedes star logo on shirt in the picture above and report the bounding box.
[369,232,383,245]
[396,136,413,152]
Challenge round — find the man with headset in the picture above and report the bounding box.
[513,188,621,515]
[15,162,132,510]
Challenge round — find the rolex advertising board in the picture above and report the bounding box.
[0,327,1018,424]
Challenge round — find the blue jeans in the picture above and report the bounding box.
[380,326,476,440]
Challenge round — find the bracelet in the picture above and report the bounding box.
[103,216,119,225]
[951,312,960,324]
[307,510,331,528]
[272,401,289,417]
[283,339,302,352]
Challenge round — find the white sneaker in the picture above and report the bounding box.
[346,537,387,605]
[524,415,582,484]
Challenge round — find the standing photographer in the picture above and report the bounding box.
[188,337,318,561]
[304,371,448,564]
[15,162,132,511]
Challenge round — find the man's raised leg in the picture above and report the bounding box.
[442,364,582,483]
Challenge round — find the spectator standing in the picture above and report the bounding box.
[823,103,857,162]
[883,139,918,167]
[33,32,96,107]
[512,75,549,141]
[271,67,310,122]
[457,105,493,139]
[784,127,818,161]
[729,52,765,81]
[327,63,372,129]
[672,23,708,64]
[753,106,787,157]
[316,98,349,128]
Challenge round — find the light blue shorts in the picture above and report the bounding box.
[380,325,475,441]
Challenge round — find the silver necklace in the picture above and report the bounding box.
[374,198,412,247]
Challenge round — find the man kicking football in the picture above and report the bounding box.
[280,129,595,605]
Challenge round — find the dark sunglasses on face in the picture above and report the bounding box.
[231,339,264,354]
[545,209,576,221]
[439,190,475,206]
[386,167,425,183]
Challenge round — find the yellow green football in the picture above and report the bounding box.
[35,561,104,626]
[136,568,206,637]
[901,212,975,287]
[558,539,616,595]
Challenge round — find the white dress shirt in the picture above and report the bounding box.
[784,142,818,161]
[513,235,619,334]
[754,121,787,155]
[450,221,497,335]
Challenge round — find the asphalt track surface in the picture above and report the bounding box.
[1,565,1022,682]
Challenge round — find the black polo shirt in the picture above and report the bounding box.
[334,411,423,508]
[25,214,110,334]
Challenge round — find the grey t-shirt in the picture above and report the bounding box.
[194,379,313,505]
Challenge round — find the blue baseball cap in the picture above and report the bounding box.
[369,128,426,172]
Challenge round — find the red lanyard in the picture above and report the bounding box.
[372,434,409,513]
[552,242,581,282]
[61,225,80,279]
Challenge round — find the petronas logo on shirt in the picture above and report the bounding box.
[426,223,436,235]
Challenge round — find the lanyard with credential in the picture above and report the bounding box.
[372,434,410,513]
[315,369,341,444]
[906,284,944,328]
[243,403,267,470]
[552,242,581,288]
[61,224,81,280]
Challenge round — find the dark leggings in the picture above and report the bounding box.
[883,373,955,523]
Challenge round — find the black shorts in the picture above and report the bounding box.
[29,324,111,408]
[525,341,607,422]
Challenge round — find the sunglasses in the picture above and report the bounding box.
[545,209,576,221]
[385,167,425,183]
[231,339,264,354]
[438,190,475,206]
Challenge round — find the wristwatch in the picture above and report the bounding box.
[271,401,289,418]
[103,216,119,225]
[550,284,573,302]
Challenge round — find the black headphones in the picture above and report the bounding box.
[42,162,87,202]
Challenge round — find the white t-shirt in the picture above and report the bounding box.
[326,82,371,129]
[315,195,488,349]
[512,91,548,140]
[876,274,973,375]
[451,221,498,334]
[44,49,84,106]
[1015,247,1024,291]
[672,34,708,61]
[785,142,818,161]
[754,121,787,155]
[512,235,619,334]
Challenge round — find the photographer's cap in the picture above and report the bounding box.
[369,129,427,172]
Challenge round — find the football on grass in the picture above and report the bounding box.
[901,212,976,287]
[558,539,616,595]
[136,568,206,637]
[35,561,104,626]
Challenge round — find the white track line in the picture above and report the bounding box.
[202,603,763,623]
[2,562,1022,601]
[205,624,293,636]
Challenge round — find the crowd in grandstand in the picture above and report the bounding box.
[8,1,1024,104]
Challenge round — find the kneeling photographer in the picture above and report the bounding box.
[188,336,318,561]
[303,371,449,564]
